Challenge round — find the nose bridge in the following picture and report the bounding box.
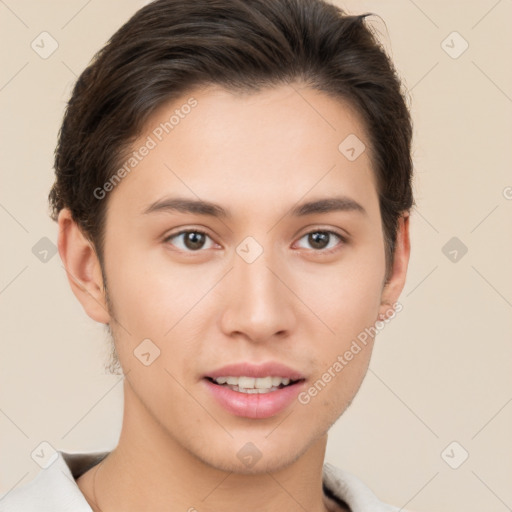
[220,236,295,341]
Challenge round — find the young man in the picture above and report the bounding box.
[1,0,414,510]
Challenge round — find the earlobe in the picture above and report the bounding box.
[378,212,411,320]
[57,208,111,324]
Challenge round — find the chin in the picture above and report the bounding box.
[189,431,314,475]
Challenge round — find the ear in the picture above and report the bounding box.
[57,208,111,324]
[377,212,411,320]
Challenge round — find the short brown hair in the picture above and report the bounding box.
[49,0,413,289]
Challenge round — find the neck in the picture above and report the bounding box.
[91,379,333,512]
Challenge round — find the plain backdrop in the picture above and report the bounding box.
[1,1,511,511]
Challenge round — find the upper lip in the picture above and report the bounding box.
[205,362,305,381]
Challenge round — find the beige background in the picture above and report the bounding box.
[1,1,511,511]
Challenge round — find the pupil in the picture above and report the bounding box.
[185,232,205,250]
[309,232,329,249]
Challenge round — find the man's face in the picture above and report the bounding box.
[100,84,398,472]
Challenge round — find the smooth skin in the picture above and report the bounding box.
[58,83,410,512]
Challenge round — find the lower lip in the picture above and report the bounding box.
[202,378,306,419]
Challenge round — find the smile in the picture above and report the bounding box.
[206,376,300,394]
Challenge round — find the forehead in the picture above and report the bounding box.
[108,83,379,220]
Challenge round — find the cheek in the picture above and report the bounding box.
[295,253,384,340]
[104,248,221,387]
[105,247,213,338]
[294,252,383,399]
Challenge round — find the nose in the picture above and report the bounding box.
[219,245,297,344]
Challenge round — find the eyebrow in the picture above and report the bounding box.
[142,195,367,218]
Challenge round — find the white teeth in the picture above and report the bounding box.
[238,376,255,388]
[271,377,281,387]
[211,375,295,390]
[255,376,272,388]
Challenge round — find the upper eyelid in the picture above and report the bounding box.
[293,226,349,245]
[164,228,216,245]
[292,230,346,252]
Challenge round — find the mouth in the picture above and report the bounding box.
[204,375,305,394]
[202,372,307,419]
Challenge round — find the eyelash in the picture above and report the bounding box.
[163,228,347,255]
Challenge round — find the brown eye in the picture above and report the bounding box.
[296,230,345,252]
[165,230,215,251]
[183,231,206,250]
[308,232,330,249]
